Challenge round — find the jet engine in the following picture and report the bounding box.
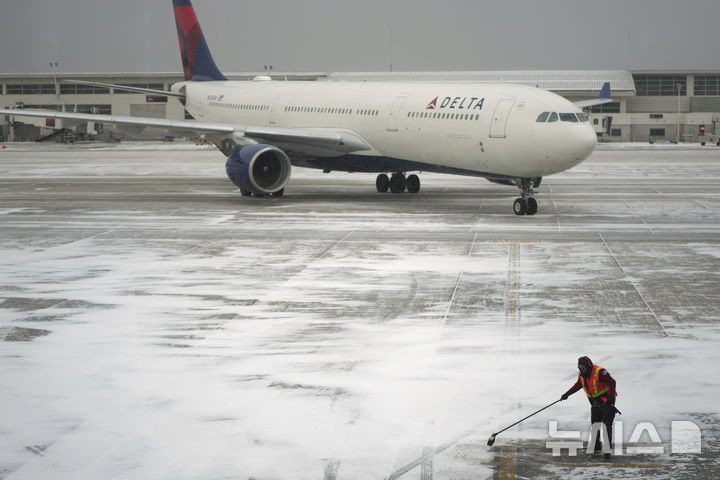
[225,144,292,195]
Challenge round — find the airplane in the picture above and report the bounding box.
[0,0,612,216]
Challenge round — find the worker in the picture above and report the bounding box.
[560,356,618,458]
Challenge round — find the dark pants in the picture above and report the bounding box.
[590,402,616,449]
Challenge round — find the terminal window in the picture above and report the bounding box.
[650,128,666,137]
[694,75,720,96]
[114,83,164,94]
[6,84,56,95]
[24,105,62,111]
[76,104,111,114]
[634,75,686,96]
[589,102,620,113]
[60,84,110,94]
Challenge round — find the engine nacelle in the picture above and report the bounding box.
[225,144,292,195]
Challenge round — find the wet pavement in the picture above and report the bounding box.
[0,142,719,479]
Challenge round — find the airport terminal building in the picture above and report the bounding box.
[1,70,719,143]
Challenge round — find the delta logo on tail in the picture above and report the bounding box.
[426,96,485,110]
[172,0,226,82]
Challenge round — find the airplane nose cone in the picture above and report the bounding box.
[562,124,597,170]
[575,124,597,160]
[548,123,597,174]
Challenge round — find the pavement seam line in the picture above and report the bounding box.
[598,233,672,337]
[441,232,477,324]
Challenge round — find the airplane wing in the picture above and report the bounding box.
[0,108,372,154]
[574,82,612,108]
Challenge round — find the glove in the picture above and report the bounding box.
[560,393,569,401]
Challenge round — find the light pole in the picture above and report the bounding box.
[677,82,682,143]
[50,62,59,96]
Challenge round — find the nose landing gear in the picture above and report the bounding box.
[513,177,540,216]
[513,197,538,215]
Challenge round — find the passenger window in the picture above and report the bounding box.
[548,112,558,122]
[560,113,578,122]
[536,112,550,122]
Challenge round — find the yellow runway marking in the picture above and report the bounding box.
[491,238,539,243]
[499,445,517,480]
[490,239,538,328]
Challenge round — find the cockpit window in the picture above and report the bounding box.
[560,113,578,122]
[576,112,588,122]
[536,112,550,122]
[548,112,558,122]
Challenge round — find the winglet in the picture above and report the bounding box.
[172,0,227,82]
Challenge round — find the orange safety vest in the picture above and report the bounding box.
[580,365,611,398]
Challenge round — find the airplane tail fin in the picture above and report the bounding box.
[172,0,227,82]
[573,82,613,108]
[598,82,611,100]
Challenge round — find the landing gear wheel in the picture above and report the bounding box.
[376,174,390,193]
[406,174,420,193]
[526,197,538,215]
[389,173,406,193]
[240,188,253,197]
[514,178,539,215]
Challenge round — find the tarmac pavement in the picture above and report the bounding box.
[1,142,719,479]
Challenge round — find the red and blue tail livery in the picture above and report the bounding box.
[172,0,226,82]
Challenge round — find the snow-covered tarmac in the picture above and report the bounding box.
[1,142,719,479]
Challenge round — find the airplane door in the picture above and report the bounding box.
[386,96,407,132]
[269,97,282,125]
[489,98,516,138]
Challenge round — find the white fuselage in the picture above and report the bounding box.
[178,80,597,179]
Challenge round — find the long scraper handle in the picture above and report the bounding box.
[487,399,563,446]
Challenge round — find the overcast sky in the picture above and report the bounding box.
[1,0,719,75]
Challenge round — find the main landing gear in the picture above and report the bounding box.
[513,177,541,216]
[376,172,420,194]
